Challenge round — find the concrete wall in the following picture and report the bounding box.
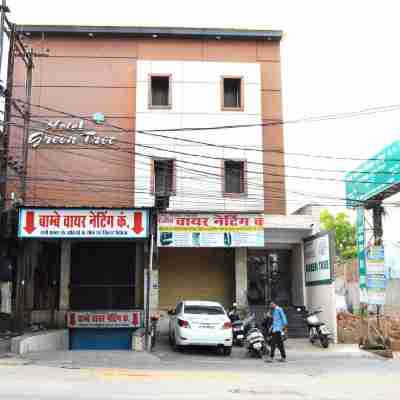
[11,330,69,355]
[306,284,337,342]
[135,60,264,211]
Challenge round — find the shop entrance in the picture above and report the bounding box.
[247,249,292,306]
[69,241,137,350]
[70,242,136,310]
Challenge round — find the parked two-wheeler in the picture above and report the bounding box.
[228,304,244,346]
[305,308,332,348]
[243,314,267,358]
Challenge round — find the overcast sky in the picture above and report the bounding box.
[5,0,400,240]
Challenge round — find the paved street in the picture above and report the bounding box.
[1,338,400,399]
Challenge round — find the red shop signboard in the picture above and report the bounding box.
[67,311,142,328]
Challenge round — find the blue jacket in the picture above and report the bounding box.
[271,306,288,333]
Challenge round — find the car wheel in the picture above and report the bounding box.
[223,346,232,356]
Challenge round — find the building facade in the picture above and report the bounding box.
[1,25,337,348]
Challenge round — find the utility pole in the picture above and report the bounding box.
[20,48,33,202]
[0,0,9,81]
[372,203,384,330]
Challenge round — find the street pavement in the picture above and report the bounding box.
[1,337,399,399]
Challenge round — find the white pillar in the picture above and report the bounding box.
[58,240,71,327]
[235,248,248,309]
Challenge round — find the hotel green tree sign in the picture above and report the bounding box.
[346,140,400,207]
[304,232,334,286]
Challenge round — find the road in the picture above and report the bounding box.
[1,339,399,399]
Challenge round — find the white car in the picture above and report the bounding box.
[168,300,233,355]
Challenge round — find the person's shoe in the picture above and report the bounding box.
[279,358,286,362]
[265,358,274,363]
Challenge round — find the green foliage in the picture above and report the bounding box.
[320,210,357,260]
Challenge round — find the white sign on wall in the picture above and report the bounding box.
[157,213,265,248]
[18,208,149,239]
[304,232,333,286]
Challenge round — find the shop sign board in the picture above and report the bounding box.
[356,207,368,303]
[346,140,400,207]
[18,208,149,239]
[67,310,142,328]
[366,246,387,305]
[304,232,334,286]
[157,213,264,247]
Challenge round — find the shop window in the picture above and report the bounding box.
[149,75,171,108]
[153,159,176,195]
[221,77,243,110]
[223,160,246,195]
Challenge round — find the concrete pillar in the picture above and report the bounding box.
[58,240,71,327]
[235,248,248,309]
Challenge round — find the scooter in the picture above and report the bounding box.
[228,304,244,346]
[243,314,267,358]
[305,308,332,348]
[231,320,245,347]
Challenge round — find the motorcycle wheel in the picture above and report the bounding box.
[238,339,244,347]
[320,335,329,348]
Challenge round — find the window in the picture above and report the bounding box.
[183,305,225,315]
[149,75,171,108]
[224,160,246,195]
[153,159,175,195]
[222,77,243,110]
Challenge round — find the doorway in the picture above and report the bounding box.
[70,242,136,310]
[247,249,292,307]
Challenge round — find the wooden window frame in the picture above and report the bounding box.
[221,159,248,198]
[221,76,244,111]
[148,74,173,110]
[150,158,176,196]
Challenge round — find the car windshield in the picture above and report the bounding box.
[184,305,225,315]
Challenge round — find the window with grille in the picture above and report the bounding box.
[224,160,245,194]
[222,77,243,110]
[154,159,175,195]
[149,75,171,108]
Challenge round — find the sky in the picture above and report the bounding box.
[4,0,400,241]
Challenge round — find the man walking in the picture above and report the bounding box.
[265,301,287,363]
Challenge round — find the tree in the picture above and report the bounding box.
[320,210,357,260]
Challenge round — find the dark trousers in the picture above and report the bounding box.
[270,331,286,359]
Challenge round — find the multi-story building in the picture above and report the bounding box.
[1,25,336,349]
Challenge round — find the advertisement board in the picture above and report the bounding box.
[157,213,264,248]
[18,208,149,239]
[346,140,400,207]
[366,246,387,305]
[304,232,334,286]
[356,208,368,303]
[67,311,142,328]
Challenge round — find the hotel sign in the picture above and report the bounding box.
[304,232,334,286]
[28,120,116,148]
[67,310,142,328]
[18,208,149,239]
[157,213,264,247]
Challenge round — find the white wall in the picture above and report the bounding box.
[135,60,264,211]
[306,284,338,342]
